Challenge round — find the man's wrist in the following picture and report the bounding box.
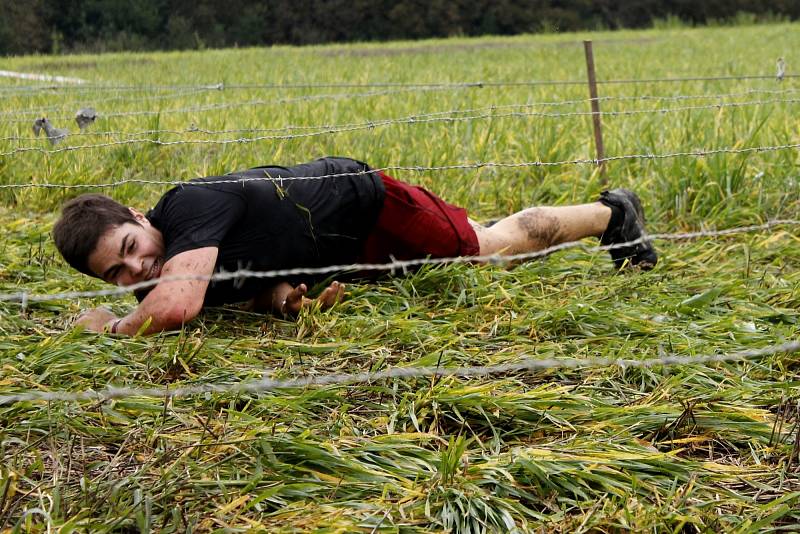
[105,318,123,334]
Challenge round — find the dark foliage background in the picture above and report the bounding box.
[1,0,798,55]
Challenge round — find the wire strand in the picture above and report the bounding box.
[1,220,797,304]
[0,87,222,118]
[5,87,800,123]
[2,85,473,124]
[1,142,798,184]
[1,73,798,96]
[4,95,800,145]
[0,340,796,405]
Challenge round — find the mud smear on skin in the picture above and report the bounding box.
[518,209,561,249]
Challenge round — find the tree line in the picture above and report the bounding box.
[1,0,797,56]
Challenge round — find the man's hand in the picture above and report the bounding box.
[74,307,118,333]
[246,280,346,316]
[281,281,345,316]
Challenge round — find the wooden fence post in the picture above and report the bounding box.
[583,40,607,184]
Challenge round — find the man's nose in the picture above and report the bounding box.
[125,258,145,277]
[117,262,144,286]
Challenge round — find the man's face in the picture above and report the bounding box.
[87,209,165,286]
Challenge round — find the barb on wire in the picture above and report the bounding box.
[1,220,798,305]
[2,141,799,185]
[0,340,797,405]
[4,95,800,144]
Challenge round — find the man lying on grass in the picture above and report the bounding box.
[53,156,657,336]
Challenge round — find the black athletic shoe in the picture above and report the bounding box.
[598,189,658,270]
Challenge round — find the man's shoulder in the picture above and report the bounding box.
[146,179,246,226]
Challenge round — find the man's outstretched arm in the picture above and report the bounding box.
[76,247,218,336]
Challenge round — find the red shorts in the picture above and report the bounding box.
[359,172,480,264]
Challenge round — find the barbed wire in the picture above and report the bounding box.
[3,95,799,145]
[0,97,599,140]
[1,141,799,185]
[4,87,800,124]
[2,220,798,305]
[0,87,222,118]
[0,81,225,96]
[5,86,800,127]
[1,73,798,96]
[2,85,472,124]
[1,70,798,406]
[0,339,797,405]
[0,94,615,127]
[606,87,800,102]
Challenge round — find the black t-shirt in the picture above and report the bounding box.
[146,157,385,306]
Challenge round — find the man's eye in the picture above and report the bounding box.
[128,241,135,253]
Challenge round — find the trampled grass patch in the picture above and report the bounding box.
[1,23,799,532]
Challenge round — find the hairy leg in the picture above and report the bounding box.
[473,202,611,255]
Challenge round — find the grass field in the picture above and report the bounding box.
[1,22,800,532]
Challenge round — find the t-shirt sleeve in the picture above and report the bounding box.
[158,185,247,261]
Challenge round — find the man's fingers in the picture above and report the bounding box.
[293,283,308,297]
[286,283,308,303]
[334,282,345,302]
[76,306,106,319]
[319,281,345,308]
[285,282,345,315]
[72,307,117,332]
[283,283,309,315]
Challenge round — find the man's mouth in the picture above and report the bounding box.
[146,258,162,280]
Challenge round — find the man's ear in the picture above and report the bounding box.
[128,207,148,225]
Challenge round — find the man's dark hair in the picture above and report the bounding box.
[53,194,138,277]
